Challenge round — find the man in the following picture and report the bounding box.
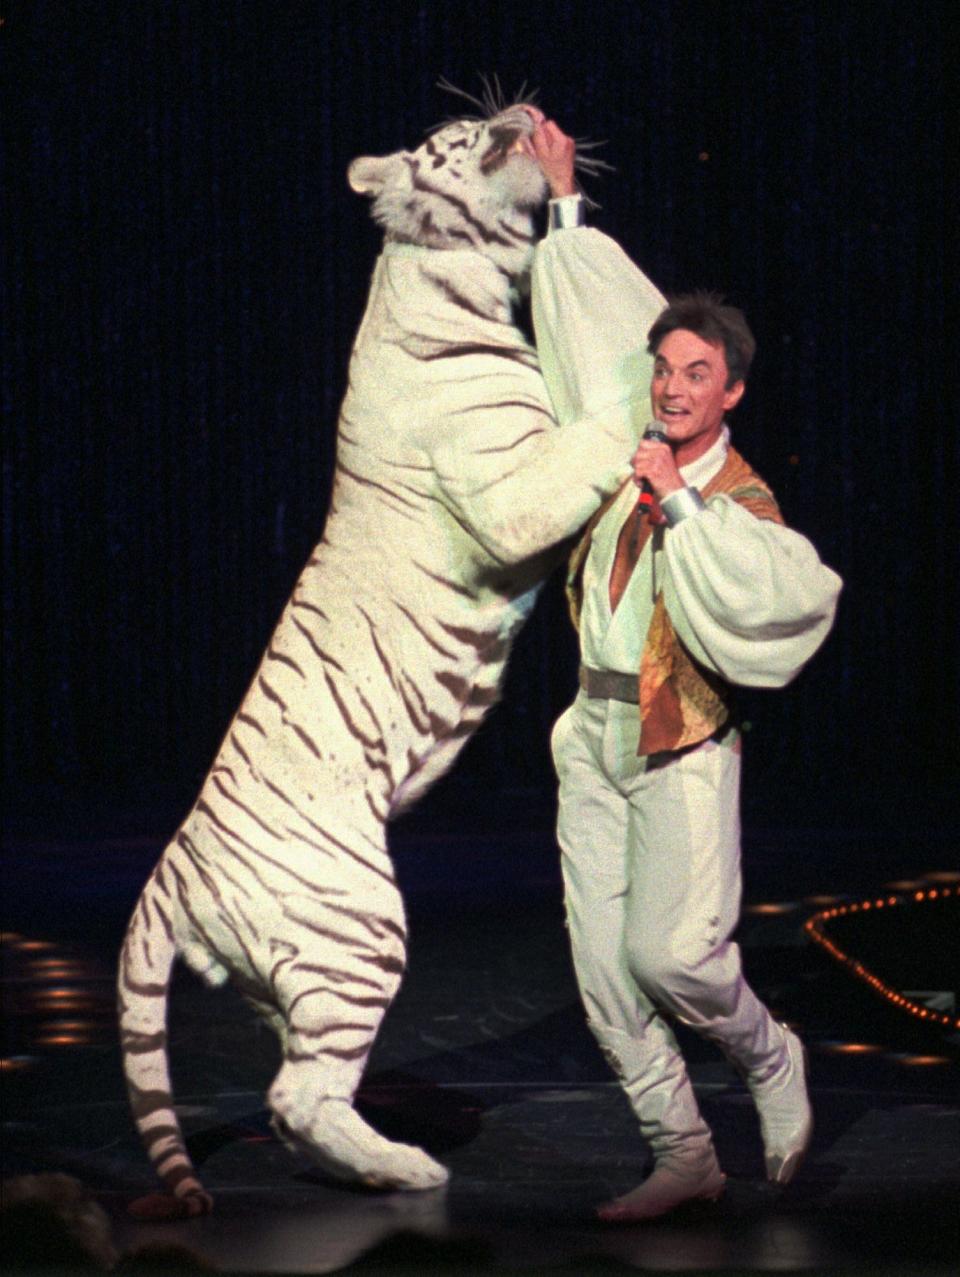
[529,120,843,1222]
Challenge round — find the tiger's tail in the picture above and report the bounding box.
[117,870,213,1217]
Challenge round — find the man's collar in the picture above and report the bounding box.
[679,424,730,488]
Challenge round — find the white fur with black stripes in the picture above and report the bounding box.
[118,99,649,1211]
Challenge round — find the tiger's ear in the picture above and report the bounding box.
[348,154,404,196]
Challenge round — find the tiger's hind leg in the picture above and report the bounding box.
[270,1067,449,1191]
[238,987,289,1055]
[266,885,448,1191]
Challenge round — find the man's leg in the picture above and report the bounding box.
[553,695,724,1217]
[621,736,811,1184]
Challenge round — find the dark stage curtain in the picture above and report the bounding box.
[3,1,955,835]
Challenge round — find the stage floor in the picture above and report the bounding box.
[3,818,958,1274]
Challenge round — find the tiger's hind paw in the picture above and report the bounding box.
[272,1099,449,1191]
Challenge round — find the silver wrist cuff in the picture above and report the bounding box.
[660,486,706,526]
[548,196,587,230]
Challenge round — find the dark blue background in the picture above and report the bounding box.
[3,1,955,840]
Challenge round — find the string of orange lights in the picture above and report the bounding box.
[804,884,960,1031]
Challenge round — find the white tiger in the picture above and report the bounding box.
[118,98,656,1214]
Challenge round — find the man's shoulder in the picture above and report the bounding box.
[708,446,784,525]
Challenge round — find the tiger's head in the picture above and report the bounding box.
[348,104,549,277]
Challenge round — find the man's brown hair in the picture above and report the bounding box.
[647,292,756,388]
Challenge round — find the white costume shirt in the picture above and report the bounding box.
[581,431,730,677]
[530,204,842,689]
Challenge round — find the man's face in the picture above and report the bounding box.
[650,328,745,465]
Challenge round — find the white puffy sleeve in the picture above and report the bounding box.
[430,222,669,566]
[662,495,843,687]
[531,225,667,425]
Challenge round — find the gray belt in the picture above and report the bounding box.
[579,664,639,704]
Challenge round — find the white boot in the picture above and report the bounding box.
[588,1020,726,1221]
[597,1149,725,1222]
[749,1026,812,1185]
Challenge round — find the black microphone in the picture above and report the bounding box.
[635,423,668,517]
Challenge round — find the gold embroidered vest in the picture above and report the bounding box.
[566,446,784,755]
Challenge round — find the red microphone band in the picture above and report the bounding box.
[636,425,668,516]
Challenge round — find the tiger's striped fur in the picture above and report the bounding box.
[118,102,653,1211]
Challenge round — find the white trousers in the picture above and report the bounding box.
[552,691,788,1172]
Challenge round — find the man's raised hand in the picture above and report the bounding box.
[531,120,578,199]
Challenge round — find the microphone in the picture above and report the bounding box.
[635,422,668,517]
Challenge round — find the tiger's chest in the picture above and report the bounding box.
[326,248,556,591]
